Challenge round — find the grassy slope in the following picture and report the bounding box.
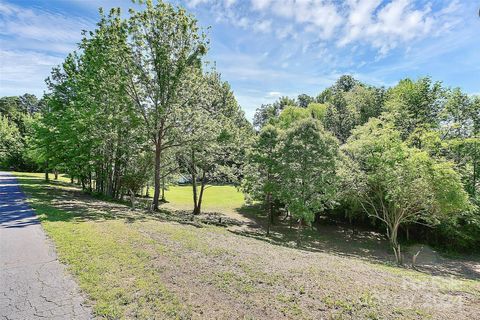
[13,172,480,320]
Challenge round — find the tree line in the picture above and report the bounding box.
[245,75,478,262]
[0,1,478,263]
[2,1,251,216]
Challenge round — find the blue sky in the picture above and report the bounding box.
[0,0,478,119]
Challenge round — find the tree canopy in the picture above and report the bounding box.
[1,2,478,264]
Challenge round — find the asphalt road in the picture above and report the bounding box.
[0,172,92,320]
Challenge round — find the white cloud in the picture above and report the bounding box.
[236,17,250,28]
[187,0,237,9]
[0,2,94,96]
[253,19,272,33]
[339,0,461,56]
[251,0,272,11]
[247,0,462,56]
[224,0,237,7]
[0,2,93,53]
[267,91,281,97]
[251,0,343,39]
[0,49,63,96]
[338,0,381,46]
[187,0,211,8]
[275,24,296,40]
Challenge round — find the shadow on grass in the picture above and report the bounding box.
[233,204,480,281]
[16,173,480,281]
[17,174,239,231]
[233,204,391,262]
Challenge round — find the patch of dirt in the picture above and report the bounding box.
[33,181,480,319]
[137,221,480,320]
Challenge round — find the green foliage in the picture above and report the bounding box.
[245,75,477,252]
[332,75,359,93]
[253,96,298,130]
[124,0,209,209]
[0,115,22,166]
[276,106,310,129]
[297,93,314,108]
[41,7,146,195]
[33,2,250,216]
[2,0,477,256]
[0,95,41,170]
[243,124,281,203]
[176,71,252,214]
[278,118,339,224]
[307,102,328,122]
[343,118,470,262]
[385,77,444,141]
[435,209,480,251]
[324,92,356,143]
[344,85,385,125]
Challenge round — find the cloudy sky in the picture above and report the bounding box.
[0,0,478,119]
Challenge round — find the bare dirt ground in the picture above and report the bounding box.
[18,177,480,319]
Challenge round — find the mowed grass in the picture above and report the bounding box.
[12,172,190,318]
[10,172,480,319]
[155,184,245,214]
[16,172,247,213]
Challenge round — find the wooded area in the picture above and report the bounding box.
[1,1,478,265]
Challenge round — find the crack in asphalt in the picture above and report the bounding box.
[0,172,93,319]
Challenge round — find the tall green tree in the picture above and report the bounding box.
[42,8,146,195]
[344,85,385,125]
[123,0,208,210]
[243,124,281,235]
[177,71,249,215]
[278,118,339,244]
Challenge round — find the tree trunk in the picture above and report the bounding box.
[45,161,49,181]
[192,171,199,215]
[129,189,136,209]
[195,171,207,215]
[296,218,302,246]
[88,171,93,193]
[54,170,58,180]
[152,137,162,211]
[113,170,120,198]
[390,224,402,265]
[266,192,272,236]
[107,161,114,197]
[161,177,166,202]
[349,214,356,236]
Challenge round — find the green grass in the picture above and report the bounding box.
[13,171,72,183]
[13,172,190,319]
[157,184,245,214]
[10,172,480,319]
[15,171,246,214]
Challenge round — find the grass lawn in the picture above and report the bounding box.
[158,184,245,214]
[11,172,480,319]
[23,171,247,213]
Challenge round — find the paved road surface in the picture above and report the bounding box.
[0,172,92,320]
